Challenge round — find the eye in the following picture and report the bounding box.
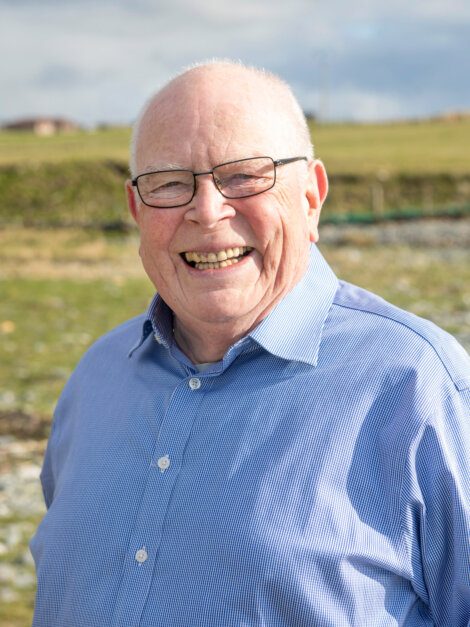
[152,180,187,192]
[148,183,189,198]
[221,172,261,188]
[142,175,193,199]
[232,173,258,181]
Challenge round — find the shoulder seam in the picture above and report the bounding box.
[332,300,470,392]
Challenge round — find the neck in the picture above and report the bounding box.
[173,318,249,364]
[170,277,301,364]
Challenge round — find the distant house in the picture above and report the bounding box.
[1,117,80,135]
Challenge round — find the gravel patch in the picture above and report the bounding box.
[0,437,45,605]
[321,217,470,247]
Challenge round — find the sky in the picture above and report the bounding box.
[1,0,469,126]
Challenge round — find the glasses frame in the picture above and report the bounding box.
[131,155,308,209]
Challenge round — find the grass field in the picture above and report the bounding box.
[1,117,470,175]
[0,127,131,167]
[312,118,470,175]
[1,119,468,228]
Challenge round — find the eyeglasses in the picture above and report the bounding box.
[131,156,307,209]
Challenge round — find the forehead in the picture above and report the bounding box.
[135,70,293,170]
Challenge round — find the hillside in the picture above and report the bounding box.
[0,118,469,227]
[1,118,470,175]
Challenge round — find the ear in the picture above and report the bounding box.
[305,159,328,243]
[126,179,140,224]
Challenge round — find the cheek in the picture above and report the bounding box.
[241,197,286,246]
[273,191,312,272]
[137,228,176,294]
[272,195,311,251]
[138,212,176,259]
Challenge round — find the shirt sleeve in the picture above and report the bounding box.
[408,387,470,625]
[39,365,80,509]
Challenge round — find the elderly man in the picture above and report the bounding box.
[31,62,470,626]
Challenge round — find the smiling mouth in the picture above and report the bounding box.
[181,246,253,270]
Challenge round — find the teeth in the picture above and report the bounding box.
[185,246,253,270]
[194,258,238,270]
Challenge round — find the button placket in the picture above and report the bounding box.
[152,377,204,474]
[113,375,212,624]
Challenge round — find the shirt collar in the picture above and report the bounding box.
[128,295,173,357]
[130,245,338,367]
[248,245,338,366]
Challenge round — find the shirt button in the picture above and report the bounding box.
[157,455,170,472]
[135,548,148,563]
[189,377,201,390]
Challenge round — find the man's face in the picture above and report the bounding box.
[127,72,327,339]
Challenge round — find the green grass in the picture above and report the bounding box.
[0,160,131,228]
[1,120,469,229]
[0,127,131,167]
[0,599,37,627]
[311,118,470,175]
[1,118,470,175]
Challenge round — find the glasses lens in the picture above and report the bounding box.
[137,171,194,207]
[214,157,275,198]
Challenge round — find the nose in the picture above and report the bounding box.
[184,174,236,228]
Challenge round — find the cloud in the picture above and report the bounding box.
[0,0,469,125]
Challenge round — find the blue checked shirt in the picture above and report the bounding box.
[31,245,470,626]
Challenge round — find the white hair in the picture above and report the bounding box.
[129,59,314,177]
